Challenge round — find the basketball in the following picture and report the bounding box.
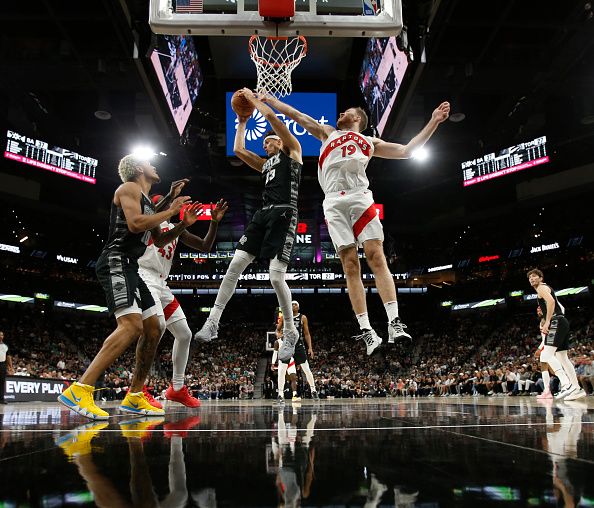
[231,90,255,118]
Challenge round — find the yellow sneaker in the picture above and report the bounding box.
[58,383,109,420]
[292,395,302,402]
[120,417,165,440]
[55,421,108,458]
[120,391,165,416]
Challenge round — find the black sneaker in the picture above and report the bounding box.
[311,391,320,400]
[277,396,285,405]
[388,317,412,344]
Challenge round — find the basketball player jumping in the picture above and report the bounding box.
[262,94,450,355]
[274,300,318,402]
[528,268,586,401]
[195,88,302,364]
[59,155,202,420]
[138,195,228,408]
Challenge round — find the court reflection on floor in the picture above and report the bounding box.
[0,399,593,506]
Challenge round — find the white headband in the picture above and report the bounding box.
[264,134,280,141]
[291,300,299,308]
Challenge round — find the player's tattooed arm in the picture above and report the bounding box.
[234,116,267,172]
[152,202,203,247]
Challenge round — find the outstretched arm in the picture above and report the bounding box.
[373,101,450,159]
[179,199,228,252]
[151,203,203,248]
[262,93,335,142]
[117,182,189,233]
[242,88,302,163]
[234,117,267,171]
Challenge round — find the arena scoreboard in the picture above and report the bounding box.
[4,130,98,184]
[462,135,549,187]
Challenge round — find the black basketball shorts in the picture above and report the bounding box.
[545,315,570,351]
[96,253,156,318]
[236,206,297,264]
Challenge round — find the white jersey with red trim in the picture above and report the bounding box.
[318,130,374,194]
[138,221,178,279]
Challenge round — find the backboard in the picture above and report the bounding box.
[149,0,402,37]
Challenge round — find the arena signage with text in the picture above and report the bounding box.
[530,242,559,253]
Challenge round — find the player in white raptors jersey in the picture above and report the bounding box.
[138,195,228,407]
[264,94,450,355]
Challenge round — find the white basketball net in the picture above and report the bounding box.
[248,35,307,97]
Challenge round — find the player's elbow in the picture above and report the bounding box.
[127,221,143,234]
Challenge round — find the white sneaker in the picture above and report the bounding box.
[564,387,587,401]
[194,318,218,342]
[353,329,382,355]
[388,317,412,344]
[278,328,298,363]
[555,384,578,400]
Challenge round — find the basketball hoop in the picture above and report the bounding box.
[248,35,307,98]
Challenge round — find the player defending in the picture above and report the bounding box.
[59,155,202,420]
[275,301,319,402]
[528,268,586,401]
[195,88,302,364]
[262,94,450,355]
[138,195,228,407]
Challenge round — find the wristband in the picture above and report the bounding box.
[211,218,219,224]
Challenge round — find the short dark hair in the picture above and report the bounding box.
[354,107,368,132]
[263,130,278,139]
[527,268,543,278]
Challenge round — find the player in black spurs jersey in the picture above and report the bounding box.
[195,88,303,363]
[59,155,202,420]
[275,301,318,401]
[528,268,586,401]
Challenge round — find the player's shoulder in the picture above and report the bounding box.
[116,181,141,196]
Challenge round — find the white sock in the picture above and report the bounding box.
[270,258,297,334]
[557,351,580,388]
[278,362,288,398]
[169,319,192,391]
[301,361,316,391]
[542,369,550,392]
[293,390,297,397]
[356,312,371,330]
[210,251,254,324]
[384,300,399,321]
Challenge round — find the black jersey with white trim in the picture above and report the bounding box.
[261,149,302,208]
[537,284,565,316]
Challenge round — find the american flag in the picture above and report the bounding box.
[175,0,203,13]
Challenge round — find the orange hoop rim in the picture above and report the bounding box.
[248,35,308,68]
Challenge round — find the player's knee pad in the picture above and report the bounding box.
[540,345,557,364]
[169,320,192,344]
[269,257,288,287]
[226,251,254,281]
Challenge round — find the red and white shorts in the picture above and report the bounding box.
[138,269,186,326]
[323,187,384,252]
[286,359,297,375]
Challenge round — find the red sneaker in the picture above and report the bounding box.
[164,415,202,438]
[165,384,201,408]
[142,386,163,409]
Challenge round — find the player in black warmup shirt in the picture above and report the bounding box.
[195,88,303,363]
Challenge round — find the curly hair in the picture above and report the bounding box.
[527,268,544,278]
[117,155,144,183]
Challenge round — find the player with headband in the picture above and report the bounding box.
[195,87,303,364]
